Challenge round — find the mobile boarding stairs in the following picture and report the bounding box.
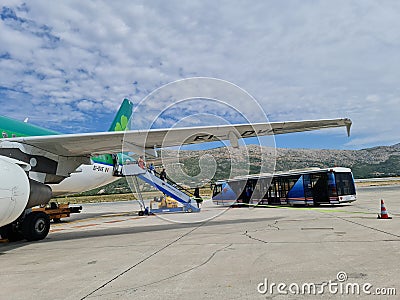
[122,164,200,214]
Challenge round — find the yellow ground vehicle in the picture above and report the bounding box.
[150,196,179,210]
[32,202,82,223]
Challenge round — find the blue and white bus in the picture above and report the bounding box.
[212,167,356,206]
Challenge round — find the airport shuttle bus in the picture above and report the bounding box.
[212,167,356,206]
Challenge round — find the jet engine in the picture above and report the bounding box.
[26,178,52,209]
[0,157,30,227]
[0,157,52,228]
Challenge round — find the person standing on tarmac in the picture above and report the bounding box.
[194,187,203,208]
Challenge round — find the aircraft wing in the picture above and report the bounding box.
[3,118,352,157]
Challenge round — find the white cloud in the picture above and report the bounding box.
[0,1,399,147]
[76,100,95,111]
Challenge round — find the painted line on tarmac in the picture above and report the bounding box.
[322,212,400,239]
[100,213,133,218]
[49,228,65,233]
[129,216,144,220]
[51,212,144,227]
[104,219,126,224]
[72,223,100,229]
[51,215,144,231]
[238,203,376,215]
[80,218,211,299]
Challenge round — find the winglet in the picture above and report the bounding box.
[228,131,240,148]
[345,118,352,137]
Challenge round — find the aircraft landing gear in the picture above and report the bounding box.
[21,211,50,241]
[0,224,24,242]
[1,210,54,242]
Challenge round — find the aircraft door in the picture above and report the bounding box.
[111,154,118,176]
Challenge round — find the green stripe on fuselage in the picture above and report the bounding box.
[91,154,114,166]
[0,115,60,137]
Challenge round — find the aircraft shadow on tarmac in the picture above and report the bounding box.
[0,216,283,251]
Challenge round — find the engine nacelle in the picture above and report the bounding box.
[26,179,52,209]
[0,157,30,227]
[0,157,53,228]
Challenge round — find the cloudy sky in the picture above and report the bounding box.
[1,1,399,150]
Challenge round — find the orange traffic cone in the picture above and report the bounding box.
[377,199,392,219]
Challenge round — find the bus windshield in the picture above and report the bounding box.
[335,172,356,196]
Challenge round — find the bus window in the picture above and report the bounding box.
[287,176,299,192]
[264,178,279,204]
[335,172,356,196]
[213,184,222,197]
[303,174,313,199]
[279,177,290,199]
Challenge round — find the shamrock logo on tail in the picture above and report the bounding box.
[114,115,128,131]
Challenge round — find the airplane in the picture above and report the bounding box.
[0,99,135,242]
[1,99,134,198]
[0,98,352,242]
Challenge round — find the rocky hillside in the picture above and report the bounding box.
[276,143,400,178]
[161,143,400,180]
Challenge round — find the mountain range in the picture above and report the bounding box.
[76,143,400,196]
[166,143,400,181]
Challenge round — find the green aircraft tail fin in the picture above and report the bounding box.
[91,99,134,166]
[108,98,134,132]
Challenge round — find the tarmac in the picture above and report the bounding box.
[0,185,399,299]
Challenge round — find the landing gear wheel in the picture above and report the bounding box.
[22,211,50,241]
[0,224,24,242]
[138,211,144,216]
